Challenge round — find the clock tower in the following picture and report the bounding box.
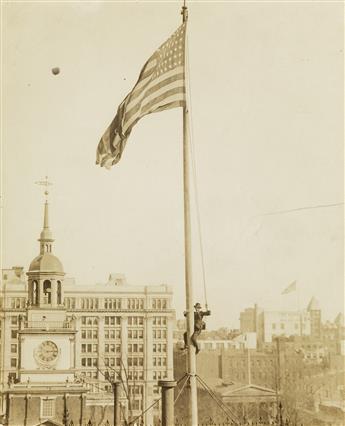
[20,186,76,383]
[5,182,87,426]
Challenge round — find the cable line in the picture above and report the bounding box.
[185,30,209,308]
[174,374,190,404]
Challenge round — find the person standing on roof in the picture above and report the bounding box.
[182,302,211,354]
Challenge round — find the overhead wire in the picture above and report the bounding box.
[174,373,190,404]
[185,26,209,309]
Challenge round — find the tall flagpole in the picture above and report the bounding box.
[182,2,198,425]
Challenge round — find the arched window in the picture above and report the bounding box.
[33,281,39,305]
[43,280,52,304]
[57,281,62,305]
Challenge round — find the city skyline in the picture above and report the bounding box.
[3,1,344,330]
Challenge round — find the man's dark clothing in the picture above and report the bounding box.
[183,309,211,354]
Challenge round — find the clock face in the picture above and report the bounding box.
[36,341,59,363]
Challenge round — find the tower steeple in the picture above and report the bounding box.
[39,199,54,254]
[27,177,64,308]
[36,176,54,254]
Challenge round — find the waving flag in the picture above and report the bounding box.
[282,281,297,295]
[96,24,186,168]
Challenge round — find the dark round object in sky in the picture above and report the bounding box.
[52,67,60,75]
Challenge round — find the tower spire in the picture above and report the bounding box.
[35,176,54,254]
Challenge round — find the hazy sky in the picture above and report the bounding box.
[2,1,344,328]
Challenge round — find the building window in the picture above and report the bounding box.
[10,358,17,367]
[128,329,144,339]
[41,399,55,418]
[11,330,18,339]
[105,316,121,326]
[153,317,167,326]
[152,299,167,310]
[272,323,276,330]
[128,317,143,326]
[280,323,285,330]
[104,298,122,309]
[11,316,18,325]
[11,344,17,353]
[131,399,142,411]
[8,372,16,383]
[127,298,144,310]
[81,357,98,367]
[65,298,76,309]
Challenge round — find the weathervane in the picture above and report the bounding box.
[35,176,53,201]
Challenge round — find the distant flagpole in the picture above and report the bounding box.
[281,281,303,337]
[181,2,199,425]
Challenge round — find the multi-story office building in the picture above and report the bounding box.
[257,309,311,343]
[240,303,313,344]
[0,198,175,426]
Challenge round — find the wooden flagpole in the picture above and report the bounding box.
[182,2,198,425]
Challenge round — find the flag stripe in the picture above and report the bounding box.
[123,88,185,134]
[127,66,184,111]
[130,63,157,96]
[139,56,157,77]
[123,99,185,140]
[141,86,185,114]
[142,72,185,100]
[124,81,185,132]
[125,75,185,123]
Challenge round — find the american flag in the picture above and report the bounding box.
[96,24,186,168]
[281,281,297,295]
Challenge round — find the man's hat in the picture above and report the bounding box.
[194,303,202,309]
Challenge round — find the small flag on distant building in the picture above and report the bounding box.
[96,24,186,168]
[281,281,297,295]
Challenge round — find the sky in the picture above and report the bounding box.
[2,0,344,329]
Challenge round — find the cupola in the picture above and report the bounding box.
[27,178,65,308]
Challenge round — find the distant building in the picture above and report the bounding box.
[257,308,311,343]
[219,383,277,424]
[239,304,261,333]
[239,299,334,344]
[322,313,345,355]
[0,198,175,426]
[307,296,322,338]
[220,349,277,389]
[198,340,237,351]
